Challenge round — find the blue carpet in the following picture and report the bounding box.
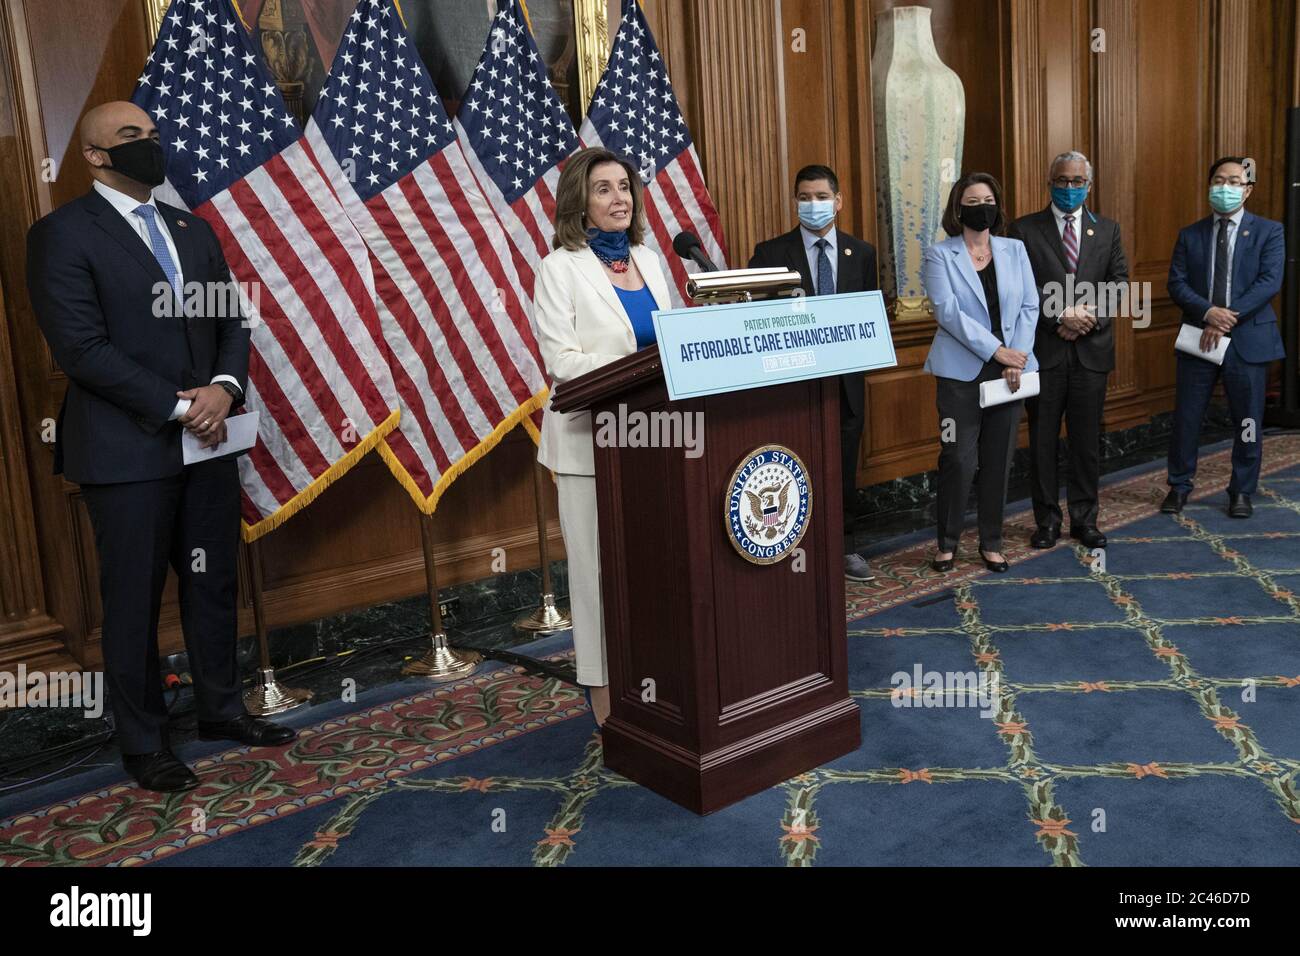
[5,442,1300,866]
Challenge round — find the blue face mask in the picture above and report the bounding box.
[586,226,630,261]
[1051,184,1089,213]
[798,200,836,231]
[1208,185,1245,215]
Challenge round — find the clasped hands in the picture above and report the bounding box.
[1200,306,1238,352]
[994,346,1029,392]
[1055,305,1098,341]
[177,384,233,448]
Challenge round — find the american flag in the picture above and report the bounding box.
[453,0,579,293]
[305,0,547,513]
[580,0,728,307]
[132,0,400,539]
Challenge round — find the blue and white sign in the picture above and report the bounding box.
[653,290,895,401]
[725,445,812,565]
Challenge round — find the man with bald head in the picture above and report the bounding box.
[27,101,294,793]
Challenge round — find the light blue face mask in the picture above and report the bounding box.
[798,199,836,231]
[1051,184,1089,213]
[1209,185,1246,214]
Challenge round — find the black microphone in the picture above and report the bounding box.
[672,231,718,272]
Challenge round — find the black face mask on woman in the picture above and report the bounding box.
[92,138,166,188]
[958,203,998,233]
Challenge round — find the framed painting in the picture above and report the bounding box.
[143,0,612,124]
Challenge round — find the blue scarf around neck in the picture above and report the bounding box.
[587,226,630,261]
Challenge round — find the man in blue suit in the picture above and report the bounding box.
[749,164,880,581]
[1163,157,1286,518]
[26,101,294,792]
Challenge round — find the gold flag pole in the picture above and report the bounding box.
[242,538,313,715]
[515,462,572,633]
[403,514,483,679]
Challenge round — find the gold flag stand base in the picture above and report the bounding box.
[515,464,572,634]
[242,540,312,717]
[244,666,314,715]
[514,592,572,633]
[402,513,483,681]
[402,632,483,680]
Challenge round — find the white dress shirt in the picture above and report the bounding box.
[1207,205,1244,310]
[801,224,838,294]
[93,180,239,420]
[1050,200,1085,240]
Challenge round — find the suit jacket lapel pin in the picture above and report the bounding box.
[844,247,852,256]
[1242,230,1250,236]
[177,220,187,228]
[1086,228,1094,236]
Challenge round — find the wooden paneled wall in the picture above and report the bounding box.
[1,0,1297,670]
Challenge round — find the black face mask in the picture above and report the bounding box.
[959,203,998,233]
[92,138,166,188]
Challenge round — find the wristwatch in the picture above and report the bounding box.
[216,381,243,406]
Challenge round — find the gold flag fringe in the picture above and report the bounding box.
[240,407,401,542]
[378,387,547,516]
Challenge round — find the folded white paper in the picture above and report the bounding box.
[979,371,1040,408]
[1174,323,1229,365]
[182,410,259,465]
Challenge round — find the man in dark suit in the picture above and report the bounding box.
[748,164,880,581]
[1010,151,1129,551]
[26,101,294,793]
[1162,156,1285,518]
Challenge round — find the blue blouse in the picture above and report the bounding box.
[614,284,660,349]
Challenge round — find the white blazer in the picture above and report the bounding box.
[535,243,673,475]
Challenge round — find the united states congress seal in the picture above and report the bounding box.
[724,444,812,565]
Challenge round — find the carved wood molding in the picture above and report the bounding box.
[1214,0,1251,156]
[143,0,169,43]
[690,0,786,266]
[0,0,63,653]
[1007,0,1047,218]
[1093,0,1139,395]
[574,0,612,114]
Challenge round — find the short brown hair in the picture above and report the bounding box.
[941,172,1007,237]
[552,147,647,250]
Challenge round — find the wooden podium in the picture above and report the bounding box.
[551,346,861,814]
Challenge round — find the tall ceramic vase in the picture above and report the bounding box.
[871,6,965,317]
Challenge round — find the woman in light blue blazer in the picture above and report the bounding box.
[922,172,1039,573]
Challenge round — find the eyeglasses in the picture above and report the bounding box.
[1051,177,1090,188]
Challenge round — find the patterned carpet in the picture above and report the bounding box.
[2,436,1299,866]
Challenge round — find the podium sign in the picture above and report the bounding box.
[652,290,895,401]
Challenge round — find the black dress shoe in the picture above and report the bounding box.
[978,549,1009,573]
[197,713,297,747]
[1160,489,1188,514]
[1030,525,1061,549]
[930,553,955,573]
[1228,493,1253,518]
[123,751,199,793]
[1070,526,1108,549]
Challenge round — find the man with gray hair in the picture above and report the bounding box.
[1010,151,1129,551]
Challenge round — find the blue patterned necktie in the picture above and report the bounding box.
[133,204,181,301]
[815,238,834,296]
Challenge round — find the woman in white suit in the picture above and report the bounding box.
[533,148,672,726]
[922,172,1039,574]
